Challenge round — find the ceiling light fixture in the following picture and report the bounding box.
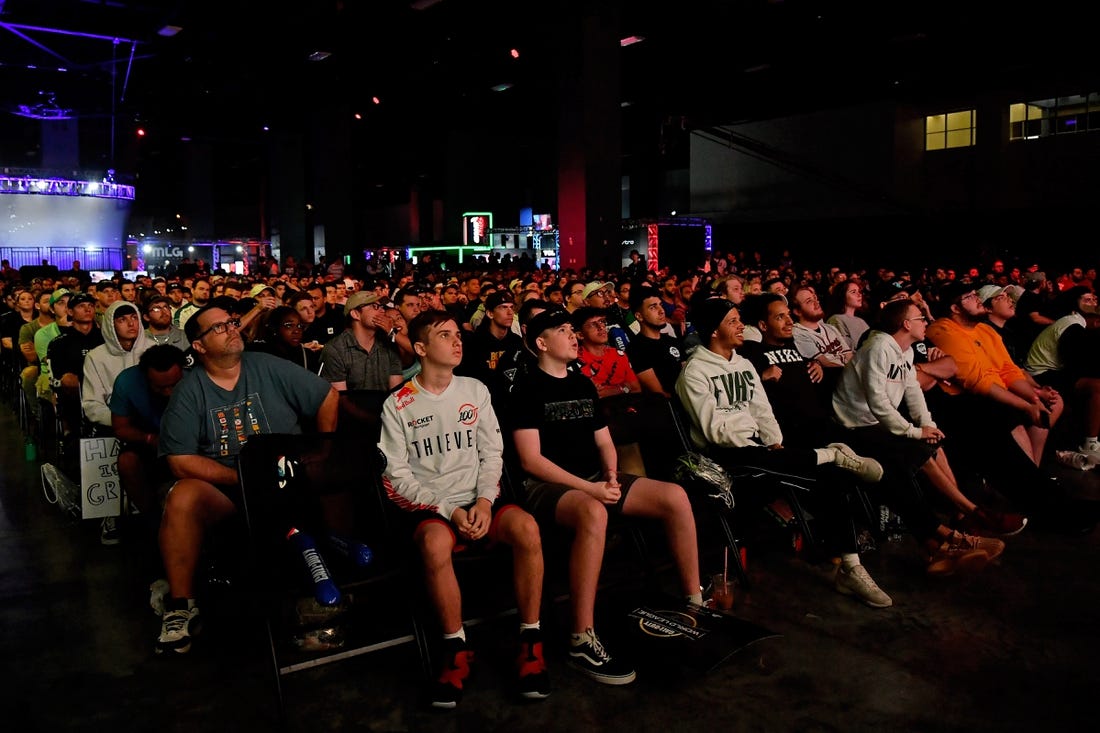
[308,50,331,62]
[620,35,645,47]
[157,25,182,37]
[490,83,513,92]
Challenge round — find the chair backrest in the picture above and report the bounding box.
[601,392,694,482]
[237,431,392,575]
[336,388,392,443]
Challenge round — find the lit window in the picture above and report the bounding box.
[1010,94,1100,140]
[926,110,976,150]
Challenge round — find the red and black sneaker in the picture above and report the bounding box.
[431,637,474,709]
[516,627,551,700]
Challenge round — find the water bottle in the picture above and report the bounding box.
[24,437,36,462]
[287,528,342,606]
[324,532,374,568]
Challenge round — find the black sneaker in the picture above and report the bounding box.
[431,637,473,709]
[568,628,636,685]
[516,628,551,700]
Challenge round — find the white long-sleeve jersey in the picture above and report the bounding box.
[379,374,503,520]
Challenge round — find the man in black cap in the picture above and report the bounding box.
[46,292,104,441]
[457,290,523,394]
[510,308,701,687]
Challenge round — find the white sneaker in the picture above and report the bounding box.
[835,564,893,608]
[155,603,201,655]
[827,443,884,483]
[1079,444,1100,467]
[1056,450,1093,471]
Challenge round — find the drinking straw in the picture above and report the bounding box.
[723,547,728,583]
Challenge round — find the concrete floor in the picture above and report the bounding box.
[1,404,1097,733]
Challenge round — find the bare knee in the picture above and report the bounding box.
[415,523,456,572]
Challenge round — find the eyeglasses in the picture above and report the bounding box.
[906,315,928,323]
[280,321,305,330]
[195,318,241,339]
[148,305,171,313]
[585,320,609,330]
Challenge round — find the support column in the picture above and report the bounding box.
[557,3,621,272]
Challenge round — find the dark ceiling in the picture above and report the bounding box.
[1,0,1095,224]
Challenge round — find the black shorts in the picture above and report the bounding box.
[522,472,640,526]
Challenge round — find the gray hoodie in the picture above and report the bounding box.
[82,300,149,427]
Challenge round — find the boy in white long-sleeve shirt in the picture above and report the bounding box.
[380,310,548,709]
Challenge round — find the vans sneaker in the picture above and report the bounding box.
[516,628,551,700]
[431,637,473,709]
[835,564,893,608]
[568,628,635,685]
[826,443,884,483]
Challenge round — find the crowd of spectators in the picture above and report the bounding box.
[2,248,1098,707]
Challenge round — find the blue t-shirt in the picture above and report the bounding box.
[110,365,170,432]
[160,351,331,467]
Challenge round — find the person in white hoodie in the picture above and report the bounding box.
[81,299,150,545]
[832,298,1009,573]
[82,300,149,434]
[675,297,894,607]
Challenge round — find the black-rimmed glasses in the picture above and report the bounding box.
[196,318,241,339]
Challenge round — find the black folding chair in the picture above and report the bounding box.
[237,431,421,722]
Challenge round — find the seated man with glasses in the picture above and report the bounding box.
[155,303,339,655]
[143,294,189,350]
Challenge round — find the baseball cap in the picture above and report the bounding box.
[937,281,978,307]
[484,290,513,311]
[581,281,607,300]
[1003,284,1025,304]
[167,282,183,291]
[67,292,95,309]
[524,308,572,352]
[1025,271,1047,284]
[343,291,381,314]
[249,283,275,298]
[97,280,118,291]
[976,285,1006,304]
[49,288,71,306]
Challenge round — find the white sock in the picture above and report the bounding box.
[443,627,466,642]
[1083,437,1100,452]
[686,592,704,606]
[571,628,594,645]
[519,621,540,632]
[840,553,861,570]
[815,448,834,465]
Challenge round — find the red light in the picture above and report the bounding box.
[354,112,362,120]
[372,96,380,105]
[510,48,520,59]
[136,128,146,137]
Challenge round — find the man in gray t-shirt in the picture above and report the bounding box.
[155,303,338,656]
